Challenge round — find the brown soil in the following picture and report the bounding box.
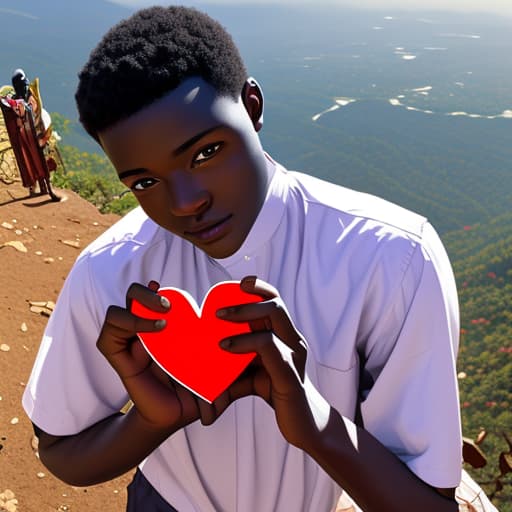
[0,180,132,512]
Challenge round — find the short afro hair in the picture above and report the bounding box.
[75,6,247,141]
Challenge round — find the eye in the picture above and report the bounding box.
[131,177,159,191]
[192,142,223,166]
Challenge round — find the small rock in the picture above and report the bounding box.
[58,257,63,261]
[30,435,40,459]
[44,257,55,264]
[5,502,17,512]
[2,241,27,253]
[37,472,45,479]
[0,490,18,512]
[29,300,55,316]
[1,222,13,230]
[92,222,99,226]
[458,371,467,379]
[10,418,19,425]
[29,306,52,317]
[61,239,80,249]
[35,251,43,256]
[29,301,47,307]
[0,344,10,352]
[11,219,17,224]
[22,345,29,351]
[68,218,81,224]
[23,227,29,232]
[20,323,28,332]
[14,229,22,235]
[1,491,15,501]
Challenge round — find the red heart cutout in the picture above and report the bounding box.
[131,281,261,403]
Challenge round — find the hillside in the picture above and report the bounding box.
[0,179,128,512]
[265,100,512,236]
[445,215,512,510]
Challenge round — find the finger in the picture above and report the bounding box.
[196,395,220,426]
[239,275,278,300]
[148,280,160,292]
[125,282,170,312]
[97,306,166,369]
[103,304,166,339]
[172,381,201,426]
[229,363,272,403]
[221,331,302,393]
[212,390,232,417]
[149,360,174,387]
[217,298,303,352]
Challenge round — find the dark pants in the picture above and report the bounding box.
[127,469,179,512]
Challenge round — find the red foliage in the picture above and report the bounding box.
[470,318,490,325]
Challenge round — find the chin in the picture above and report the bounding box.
[201,235,243,259]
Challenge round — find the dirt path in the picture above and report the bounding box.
[0,180,132,512]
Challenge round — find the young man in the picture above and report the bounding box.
[23,6,465,511]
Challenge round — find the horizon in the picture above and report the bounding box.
[109,0,512,18]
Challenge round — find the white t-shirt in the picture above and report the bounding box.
[23,156,462,512]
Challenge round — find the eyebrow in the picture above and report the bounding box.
[118,125,222,181]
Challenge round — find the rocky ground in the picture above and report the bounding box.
[0,179,131,511]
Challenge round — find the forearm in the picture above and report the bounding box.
[38,407,176,486]
[308,408,458,512]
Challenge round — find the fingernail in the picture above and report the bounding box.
[219,338,232,349]
[216,308,227,318]
[160,296,170,309]
[154,319,166,329]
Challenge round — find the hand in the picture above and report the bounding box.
[217,276,331,451]
[96,281,234,432]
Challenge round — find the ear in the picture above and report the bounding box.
[241,77,264,132]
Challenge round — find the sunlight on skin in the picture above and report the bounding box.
[342,415,359,452]
[303,374,331,432]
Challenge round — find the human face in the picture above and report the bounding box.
[99,77,270,259]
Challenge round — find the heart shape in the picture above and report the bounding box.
[131,281,261,403]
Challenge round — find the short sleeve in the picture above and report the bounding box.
[22,254,129,435]
[360,222,462,488]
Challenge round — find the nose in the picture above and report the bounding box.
[167,171,211,217]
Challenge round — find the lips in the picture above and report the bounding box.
[185,214,232,243]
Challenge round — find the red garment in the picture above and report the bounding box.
[0,96,50,190]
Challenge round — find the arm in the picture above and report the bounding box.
[35,281,234,486]
[35,408,173,486]
[310,409,457,511]
[220,276,459,512]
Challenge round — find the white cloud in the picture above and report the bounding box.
[109,0,512,16]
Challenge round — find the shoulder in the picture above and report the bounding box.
[286,170,427,240]
[78,206,167,261]
[280,169,454,319]
[71,207,178,291]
